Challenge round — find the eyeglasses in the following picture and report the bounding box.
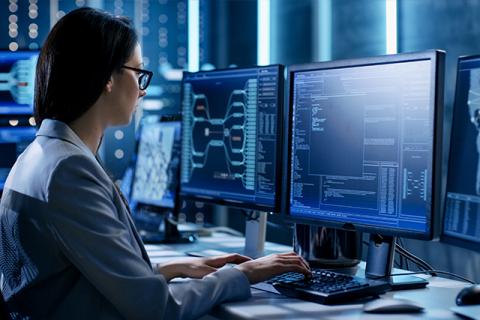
[121,65,153,90]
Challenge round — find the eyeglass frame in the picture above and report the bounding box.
[121,65,153,90]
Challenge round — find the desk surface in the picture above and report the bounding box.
[145,233,473,320]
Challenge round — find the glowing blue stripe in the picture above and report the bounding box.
[188,0,200,72]
[386,0,397,54]
[257,0,270,65]
[319,0,332,61]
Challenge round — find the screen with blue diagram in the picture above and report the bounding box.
[443,56,480,249]
[289,59,434,233]
[180,66,281,209]
[131,121,181,209]
[0,51,39,115]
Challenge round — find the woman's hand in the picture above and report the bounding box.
[235,252,311,284]
[157,253,251,281]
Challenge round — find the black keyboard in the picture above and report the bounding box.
[269,269,390,304]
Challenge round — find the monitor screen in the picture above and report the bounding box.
[131,120,181,209]
[180,65,284,211]
[0,50,39,115]
[443,55,480,251]
[285,51,444,239]
[0,126,36,189]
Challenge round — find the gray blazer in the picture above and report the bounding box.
[0,119,251,319]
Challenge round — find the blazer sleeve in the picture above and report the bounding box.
[46,154,251,320]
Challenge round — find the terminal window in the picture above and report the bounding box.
[180,66,281,207]
[290,60,434,233]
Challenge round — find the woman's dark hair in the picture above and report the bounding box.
[34,7,138,125]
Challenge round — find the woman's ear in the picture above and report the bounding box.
[105,76,114,93]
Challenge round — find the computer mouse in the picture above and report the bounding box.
[363,298,424,314]
[456,285,480,306]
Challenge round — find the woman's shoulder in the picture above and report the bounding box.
[5,136,108,202]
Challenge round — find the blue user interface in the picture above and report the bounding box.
[0,51,39,115]
[131,121,181,209]
[289,59,434,233]
[0,126,36,189]
[180,66,281,209]
[443,56,480,249]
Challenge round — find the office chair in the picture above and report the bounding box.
[0,290,11,320]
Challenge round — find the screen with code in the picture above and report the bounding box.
[289,58,436,234]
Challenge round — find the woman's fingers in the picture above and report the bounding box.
[274,257,311,275]
[279,255,310,270]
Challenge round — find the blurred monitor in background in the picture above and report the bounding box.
[0,50,39,115]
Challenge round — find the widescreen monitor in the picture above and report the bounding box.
[0,50,39,115]
[180,65,284,212]
[283,50,445,241]
[0,126,36,190]
[131,119,181,209]
[443,55,480,251]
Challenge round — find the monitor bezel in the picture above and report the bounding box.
[281,50,445,240]
[179,64,285,213]
[441,54,480,251]
[0,49,40,116]
[130,114,182,211]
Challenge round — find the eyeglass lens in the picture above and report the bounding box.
[139,73,150,90]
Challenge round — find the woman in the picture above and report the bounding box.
[0,7,310,320]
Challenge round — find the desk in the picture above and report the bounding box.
[145,233,472,320]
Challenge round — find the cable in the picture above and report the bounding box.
[360,240,474,283]
[396,246,426,268]
[396,244,435,273]
[397,238,405,269]
[395,244,436,275]
[371,270,476,285]
[362,239,436,276]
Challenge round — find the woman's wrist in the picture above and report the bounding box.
[157,262,185,281]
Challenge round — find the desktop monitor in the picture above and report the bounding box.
[0,126,36,190]
[131,117,181,210]
[283,50,445,280]
[130,116,193,243]
[180,65,284,212]
[443,55,480,252]
[0,50,39,115]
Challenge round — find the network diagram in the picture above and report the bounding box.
[181,79,258,190]
[0,55,37,107]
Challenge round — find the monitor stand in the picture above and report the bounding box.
[365,234,428,290]
[243,211,267,258]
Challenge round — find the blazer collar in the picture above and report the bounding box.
[36,119,96,160]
